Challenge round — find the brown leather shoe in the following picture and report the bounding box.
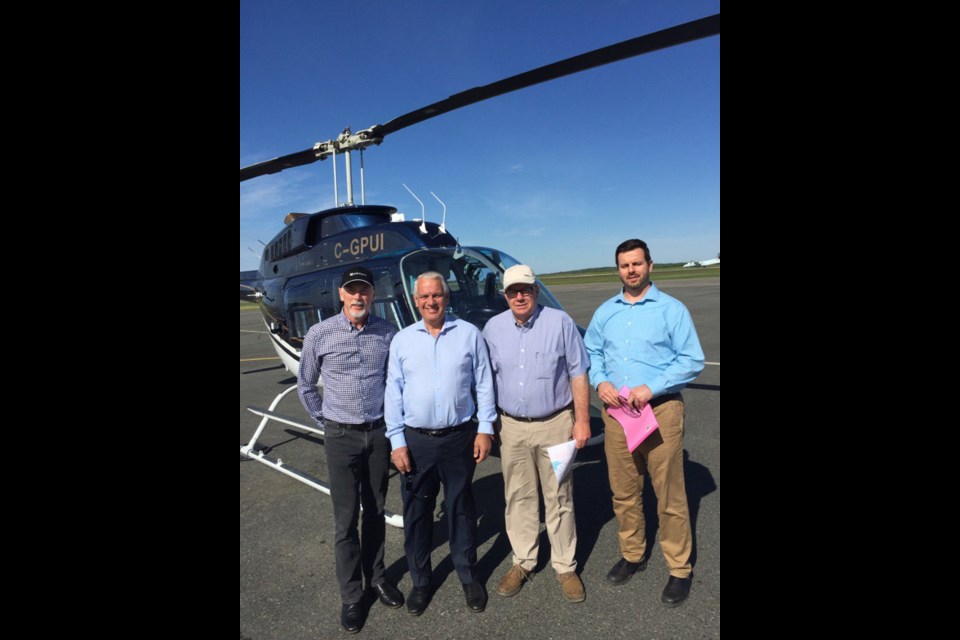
[557,571,585,603]
[497,564,532,597]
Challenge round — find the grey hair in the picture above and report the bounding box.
[415,271,450,295]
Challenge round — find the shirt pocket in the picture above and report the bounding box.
[535,352,564,380]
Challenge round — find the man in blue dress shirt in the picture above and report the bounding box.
[584,239,705,608]
[482,265,591,604]
[297,266,404,633]
[385,272,497,616]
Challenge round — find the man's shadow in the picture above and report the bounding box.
[638,450,717,567]
[384,428,717,588]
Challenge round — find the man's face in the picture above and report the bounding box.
[415,277,448,325]
[617,248,653,293]
[505,283,539,323]
[339,282,374,321]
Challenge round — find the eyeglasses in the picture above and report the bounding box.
[505,286,536,298]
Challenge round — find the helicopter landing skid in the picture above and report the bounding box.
[240,384,405,528]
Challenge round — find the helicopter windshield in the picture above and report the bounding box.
[399,247,563,331]
[470,247,563,310]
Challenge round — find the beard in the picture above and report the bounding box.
[621,273,650,292]
[347,304,369,320]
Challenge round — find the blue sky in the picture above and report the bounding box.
[240,0,719,274]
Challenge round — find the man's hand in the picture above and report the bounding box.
[627,385,654,411]
[597,381,621,407]
[571,420,591,449]
[474,433,493,463]
[391,446,412,473]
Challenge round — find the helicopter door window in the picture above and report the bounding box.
[366,265,408,331]
[288,304,321,341]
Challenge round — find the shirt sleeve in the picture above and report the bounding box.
[562,314,589,379]
[384,337,407,449]
[647,305,705,396]
[296,328,324,425]
[584,308,610,390]
[472,330,497,434]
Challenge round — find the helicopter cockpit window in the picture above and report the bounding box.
[399,248,565,330]
[471,246,564,310]
[400,248,511,331]
[320,213,391,240]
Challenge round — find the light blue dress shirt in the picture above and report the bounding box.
[482,305,588,418]
[584,283,704,397]
[385,317,496,449]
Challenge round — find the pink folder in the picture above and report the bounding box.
[606,385,660,452]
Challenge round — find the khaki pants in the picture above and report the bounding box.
[500,410,578,574]
[602,396,692,578]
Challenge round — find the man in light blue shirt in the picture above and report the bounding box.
[482,264,590,604]
[585,239,704,608]
[385,272,496,616]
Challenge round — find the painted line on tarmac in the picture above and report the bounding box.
[705,362,720,366]
[240,357,281,362]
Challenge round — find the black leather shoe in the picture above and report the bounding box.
[373,582,404,608]
[340,602,364,634]
[463,581,487,612]
[606,557,647,585]
[661,575,692,607]
[406,586,431,616]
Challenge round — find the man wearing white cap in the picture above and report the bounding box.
[481,264,591,603]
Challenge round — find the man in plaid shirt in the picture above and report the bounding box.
[298,266,403,634]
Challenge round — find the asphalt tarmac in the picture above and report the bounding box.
[240,278,720,639]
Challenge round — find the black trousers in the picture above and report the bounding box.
[401,424,479,587]
[323,420,391,604]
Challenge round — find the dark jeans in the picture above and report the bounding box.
[400,424,479,587]
[324,420,391,604]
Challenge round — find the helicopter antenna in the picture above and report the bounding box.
[402,184,428,234]
[431,192,447,234]
[258,240,267,247]
[247,247,261,257]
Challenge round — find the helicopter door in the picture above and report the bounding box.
[398,248,510,330]
[365,262,410,330]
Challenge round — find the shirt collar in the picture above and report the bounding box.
[514,304,543,328]
[415,316,457,335]
[336,310,365,331]
[615,282,661,305]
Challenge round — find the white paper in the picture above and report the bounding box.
[546,440,577,484]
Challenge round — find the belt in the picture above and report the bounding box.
[325,417,384,431]
[498,404,572,423]
[405,421,473,437]
[649,393,681,408]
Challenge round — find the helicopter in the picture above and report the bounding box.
[240,13,720,521]
[241,13,719,369]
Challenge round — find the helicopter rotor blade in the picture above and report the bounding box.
[239,147,324,182]
[240,13,719,183]
[374,13,719,138]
